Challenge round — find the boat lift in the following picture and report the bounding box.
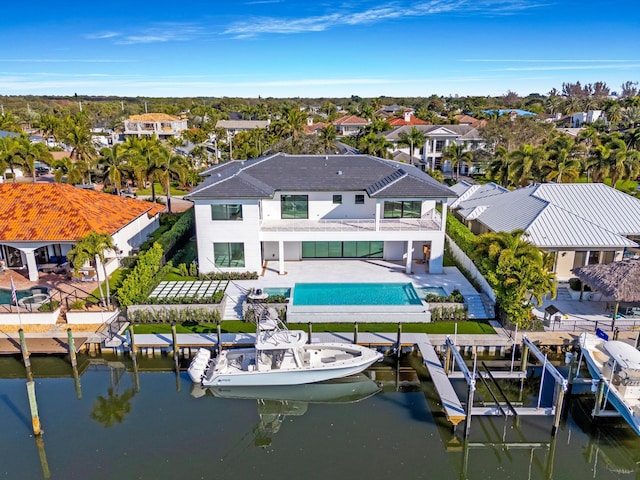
[430,335,569,437]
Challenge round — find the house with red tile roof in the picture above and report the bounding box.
[387,110,430,127]
[0,183,164,281]
[332,115,370,136]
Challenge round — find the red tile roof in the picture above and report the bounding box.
[387,116,430,126]
[0,183,164,242]
[333,115,369,126]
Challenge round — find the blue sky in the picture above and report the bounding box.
[1,0,638,98]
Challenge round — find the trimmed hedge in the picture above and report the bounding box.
[116,243,166,307]
[446,212,477,257]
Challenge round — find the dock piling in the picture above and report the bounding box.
[307,322,312,344]
[26,381,42,436]
[216,320,222,354]
[396,323,402,355]
[353,322,358,345]
[67,328,77,368]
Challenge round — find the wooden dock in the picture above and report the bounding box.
[0,336,88,355]
[416,337,466,426]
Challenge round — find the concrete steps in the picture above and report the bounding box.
[222,295,244,320]
[465,293,490,320]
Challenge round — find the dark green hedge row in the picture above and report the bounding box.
[446,212,477,257]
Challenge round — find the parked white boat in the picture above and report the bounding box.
[188,308,383,387]
[579,332,640,435]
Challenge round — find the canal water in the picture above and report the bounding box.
[2,352,640,480]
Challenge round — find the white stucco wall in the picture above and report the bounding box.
[112,211,161,255]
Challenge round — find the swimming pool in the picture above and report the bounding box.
[292,283,422,306]
[264,287,292,298]
[0,286,49,305]
[415,286,448,298]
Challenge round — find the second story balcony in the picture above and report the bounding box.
[260,209,442,233]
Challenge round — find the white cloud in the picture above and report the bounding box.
[223,0,545,38]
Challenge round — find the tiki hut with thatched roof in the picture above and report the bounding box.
[572,258,640,328]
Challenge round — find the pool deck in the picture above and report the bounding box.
[225,259,484,320]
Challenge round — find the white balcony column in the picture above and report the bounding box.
[440,202,448,232]
[375,201,381,231]
[278,241,285,275]
[23,249,39,281]
[405,240,413,274]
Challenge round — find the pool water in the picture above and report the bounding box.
[0,287,47,305]
[415,286,448,298]
[292,282,422,306]
[264,287,292,298]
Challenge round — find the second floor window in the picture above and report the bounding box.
[281,195,308,219]
[383,201,421,218]
[211,204,243,220]
[333,195,342,204]
[355,194,365,205]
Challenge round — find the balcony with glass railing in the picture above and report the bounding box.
[260,209,442,232]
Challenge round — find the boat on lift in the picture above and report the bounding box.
[579,332,640,435]
[188,308,383,387]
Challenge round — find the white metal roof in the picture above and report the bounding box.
[452,182,640,249]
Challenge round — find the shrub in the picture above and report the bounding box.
[178,263,189,277]
[199,271,259,281]
[69,299,86,310]
[188,261,198,277]
[445,212,477,257]
[120,256,138,269]
[38,300,60,312]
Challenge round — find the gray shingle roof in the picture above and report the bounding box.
[186,153,457,200]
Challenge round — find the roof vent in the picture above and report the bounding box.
[337,170,343,175]
[217,173,221,177]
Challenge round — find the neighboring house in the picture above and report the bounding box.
[383,125,486,172]
[449,182,640,280]
[386,111,430,127]
[375,105,410,118]
[453,114,486,129]
[0,183,164,281]
[304,118,329,135]
[571,110,604,128]
[216,119,270,137]
[185,153,457,276]
[332,115,370,136]
[123,113,188,138]
[0,130,20,139]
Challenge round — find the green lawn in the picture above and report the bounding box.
[88,268,130,304]
[133,320,496,335]
[136,183,189,197]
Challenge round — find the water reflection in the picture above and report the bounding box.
[191,374,381,447]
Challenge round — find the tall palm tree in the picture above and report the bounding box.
[125,136,165,202]
[98,144,128,195]
[63,115,97,177]
[442,142,473,179]
[487,146,511,187]
[52,156,86,184]
[282,104,306,144]
[67,231,115,308]
[358,133,391,158]
[397,127,425,166]
[157,150,188,213]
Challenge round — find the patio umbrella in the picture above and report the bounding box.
[571,258,640,330]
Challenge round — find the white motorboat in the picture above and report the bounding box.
[579,332,640,435]
[188,308,383,387]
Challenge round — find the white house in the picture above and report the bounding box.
[123,113,188,139]
[185,153,457,276]
[449,182,640,280]
[383,125,486,172]
[571,110,604,128]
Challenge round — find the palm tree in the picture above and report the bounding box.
[487,146,511,187]
[157,150,188,213]
[358,133,391,158]
[125,136,165,202]
[397,127,425,166]
[10,137,53,182]
[508,144,548,187]
[319,125,337,152]
[544,148,582,182]
[606,137,640,189]
[67,231,115,308]
[442,142,473,179]
[98,144,127,195]
[282,104,306,144]
[473,229,556,328]
[63,115,97,180]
